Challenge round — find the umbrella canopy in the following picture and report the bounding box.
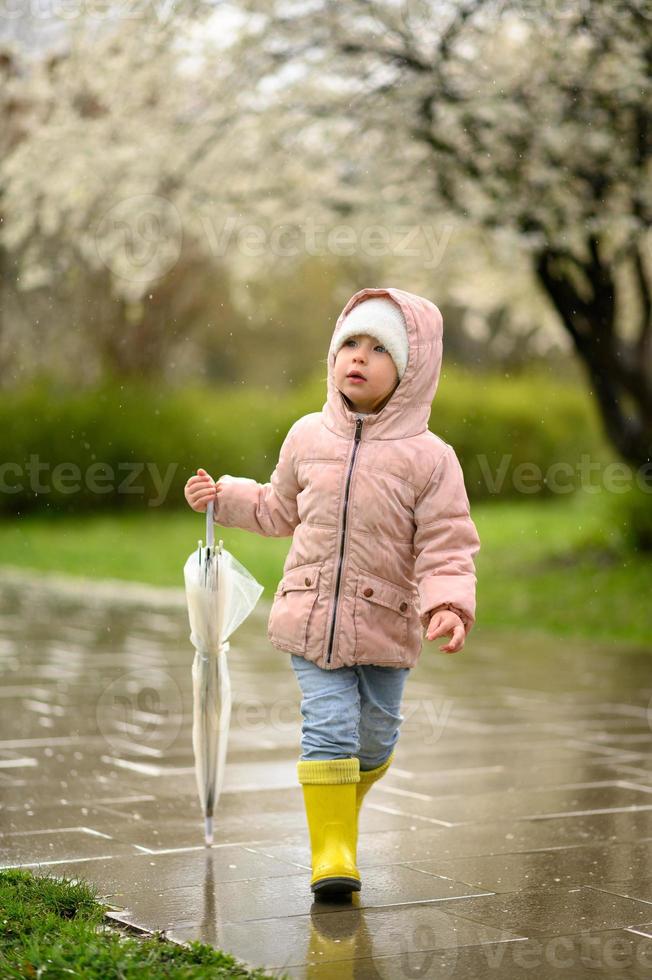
[183,499,264,844]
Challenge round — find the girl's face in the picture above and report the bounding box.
[334,333,399,413]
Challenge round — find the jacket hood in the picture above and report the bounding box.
[322,286,443,441]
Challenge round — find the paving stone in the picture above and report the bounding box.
[1,573,651,977]
[272,929,652,980]
[169,902,527,972]
[432,883,652,937]
[404,841,652,893]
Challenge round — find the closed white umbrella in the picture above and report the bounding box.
[183,499,264,844]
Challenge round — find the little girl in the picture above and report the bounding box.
[184,286,480,898]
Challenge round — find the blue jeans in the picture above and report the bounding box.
[290,655,410,771]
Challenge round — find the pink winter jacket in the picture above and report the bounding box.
[214,286,480,670]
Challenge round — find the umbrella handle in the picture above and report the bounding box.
[206,498,215,551]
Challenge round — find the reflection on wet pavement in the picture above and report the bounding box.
[1,570,652,978]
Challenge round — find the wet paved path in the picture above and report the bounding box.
[1,569,652,978]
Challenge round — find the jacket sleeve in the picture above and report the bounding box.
[413,443,480,636]
[213,420,302,538]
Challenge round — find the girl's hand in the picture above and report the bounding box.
[426,609,465,654]
[184,468,221,513]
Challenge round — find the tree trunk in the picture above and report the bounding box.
[535,239,652,489]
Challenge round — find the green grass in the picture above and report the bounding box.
[0,508,290,590]
[0,493,650,645]
[0,868,284,979]
[474,492,652,645]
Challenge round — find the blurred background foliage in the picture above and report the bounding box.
[0,1,650,642]
[0,363,611,516]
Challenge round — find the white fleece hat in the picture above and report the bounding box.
[332,297,409,380]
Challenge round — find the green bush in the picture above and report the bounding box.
[0,376,307,516]
[602,482,652,553]
[427,365,610,500]
[1,366,609,515]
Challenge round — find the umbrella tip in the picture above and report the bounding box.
[205,816,213,845]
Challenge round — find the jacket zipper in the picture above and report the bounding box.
[326,417,363,665]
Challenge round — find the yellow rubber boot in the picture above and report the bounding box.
[355,751,395,853]
[297,757,361,896]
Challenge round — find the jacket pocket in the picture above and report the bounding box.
[267,561,322,654]
[353,570,412,664]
